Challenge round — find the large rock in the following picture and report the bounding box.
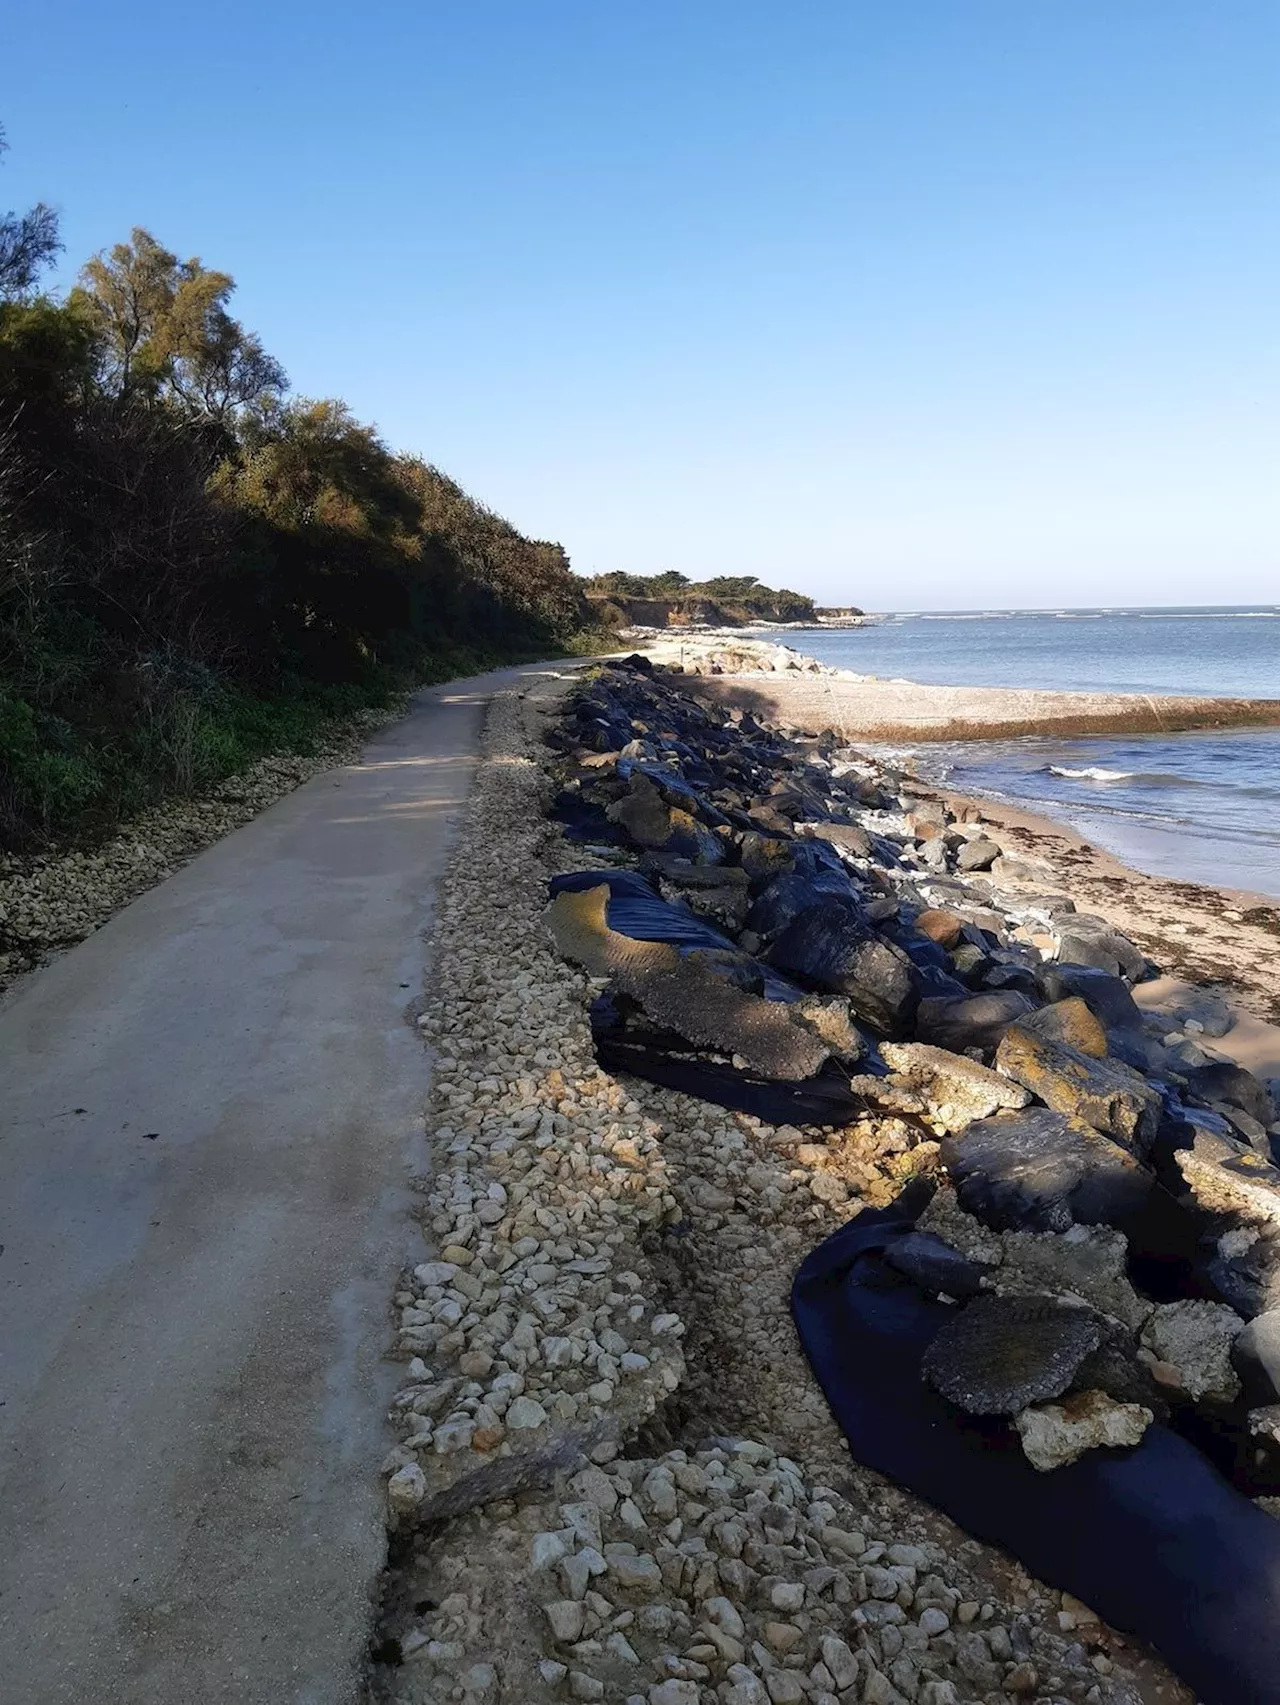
[1053,914,1146,981]
[1175,1131,1280,1317]
[956,837,1001,872]
[995,1023,1161,1156]
[747,872,858,940]
[796,820,873,859]
[1035,964,1143,1033]
[1021,997,1108,1059]
[766,902,918,1036]
[922,1294,1106,1415]
[915,990,1036,1057]
[738,832,794,881]
[1139,1300,1243,1404]
[996,1225,1153,1332]
[606,774,725,864]
[914,908,965,949]
[1015,1390,1153,1472]
[1184,1061,1276,1129]
[1233,1310,1280,1406]
[883,1230,986,1299]
[879,1041,1030,1132]
[942,1107,1156,1234]
[545,885,827,1080]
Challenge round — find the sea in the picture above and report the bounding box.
[766,607,1280,899]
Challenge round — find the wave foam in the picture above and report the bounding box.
[1044,764,1133,782]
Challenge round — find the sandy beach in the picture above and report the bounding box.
[686,665,1280,742]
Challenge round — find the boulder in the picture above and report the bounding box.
[995,1023,1162,1156]
[1021,997,1108,1059]
[606,774,725,864]
[1158,989,1235,1040]
[922,1293,1106,1415]
[766,903,919,1035]
[1233,1310,1280,1406]
[792,995,868,1063]
[1174,1132,1280,1317]
[796,820,873,859]
[1036,963,1143,1033]
[996,1224,1153,1332]
[915,908,965,949]
[738,832,794,881]
[1184,1061,1276,1129]
[1053,914,1146,981]
[1015,1390,1153,1472]
[748,872,858,940]
[942,1107,1156,1234]
[879,1041,1031,1132]
[915,990,1036,1056]
[1139,1300,1243,1404]
[956,837,1001,872]
[545,885,827,1080]
[1206,1224,1280,1321]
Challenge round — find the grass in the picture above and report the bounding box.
[1,635,595,854]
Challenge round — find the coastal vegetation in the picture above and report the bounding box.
[0,135,596,850]
[582,569,822,627]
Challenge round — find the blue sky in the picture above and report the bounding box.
[3,2,1276,608]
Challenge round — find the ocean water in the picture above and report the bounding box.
[785,605,1280,698]
[765,608,1280,897]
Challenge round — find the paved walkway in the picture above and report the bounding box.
[0,661,578,1704]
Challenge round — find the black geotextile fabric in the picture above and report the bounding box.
[791,1196,1280,1705]
[548,870,801,1002]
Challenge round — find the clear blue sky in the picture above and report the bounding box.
[3,2,1277,609]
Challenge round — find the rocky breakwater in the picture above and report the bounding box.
[535,664,1280,1642]
[373,673,1166,1705]
[638,634,840,680]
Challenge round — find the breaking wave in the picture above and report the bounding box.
[1044,764,1133,781]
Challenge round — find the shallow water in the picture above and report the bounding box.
[888,725,1280,898]
[764,607,1280,897]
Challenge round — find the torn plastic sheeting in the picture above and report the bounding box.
[549,790,629,845]
[616,759,732,825]
[791,1196,1280,1705]
[590,997,871,1126]
[549,871,801,1002]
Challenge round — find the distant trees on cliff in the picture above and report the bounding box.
[0,132,587,847]
[583,570,817,624]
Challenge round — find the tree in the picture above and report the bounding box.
[72,227,285,418]
[646,570,690,597]
[0,125,61,300]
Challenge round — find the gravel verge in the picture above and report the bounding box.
[369,681,1180,1705]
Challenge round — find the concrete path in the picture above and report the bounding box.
[0,660,579,1705]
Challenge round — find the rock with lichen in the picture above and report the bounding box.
[1015,1390,1153,1471]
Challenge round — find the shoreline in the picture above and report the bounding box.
[684,665,1280,742]
[630,633,1280,1044]
[925,782,1280,1072]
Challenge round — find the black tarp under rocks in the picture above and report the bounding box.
[549,872,880,1122]
[791,1192,1280,1705]
[547,870,801,1003]
[588,992,874,1127]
